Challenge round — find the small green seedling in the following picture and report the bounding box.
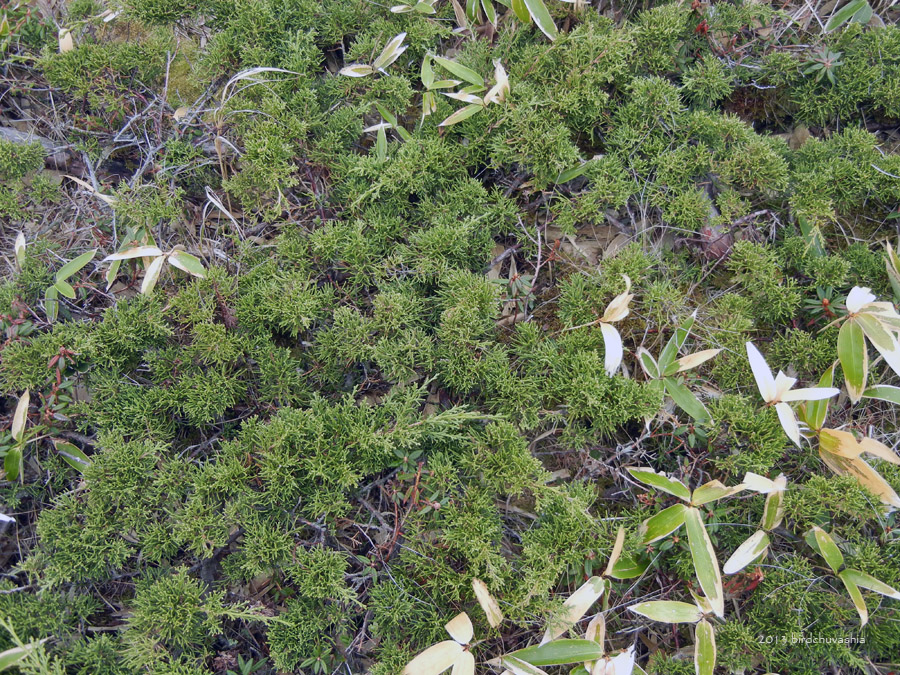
[637,312,720,422]
[629,589,717,675]
[339,33,407,78]
[746,342,839,446]
[829,286,900,402]
[437,58,509,127]
[4,390,29,481]
[103,244,206,295]
[806,526,900,626]
[628,468,748,617]
[45,249,97,322]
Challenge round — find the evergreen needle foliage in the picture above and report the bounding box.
[1,1,900,674]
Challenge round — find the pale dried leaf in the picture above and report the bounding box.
[472,579,504,628]
[402,641,464,675]
[445,612,474,645]
[11,390,29,442]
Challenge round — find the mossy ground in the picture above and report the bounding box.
[1,0,900,673]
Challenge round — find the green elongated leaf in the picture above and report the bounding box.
[838,570,869,626]
[0,640,46,670]
[857,313,896,357]
[44,285,59,323]
[373,32,407,71]
[413,1,437,12]
[375,125,387,161]
[640,503,687,544]
[431,79,461,89]
[439,103,484,127]
[432,56,484,87]
[54,279,75,299]
[838,319,867,403]
[55,249,96,282]
[568,668,590,675]
[637,348,659,379]
[862,384,900,405]
[481,0,497,24]
[422,90,437,117]
[511,0,531,23]
[627,468,691,501]
[169,251,206,278]
[840,568,900,599]
[658,313,695,370]
[511,640,604,666]
[466,0,479,19]
[694,619,716,675]
[825,0,868,31]
[105,258,121,290]
[803,365,835,432]
[628,601,703,624]
[808,527,844,573]
[608,555,649,580]
[375,105,412,141]
[340,63,374,77]
[421,55,435,88]
[53,440,91,471]
[375,103,400,127]
[556,160,592,184]
[888,265,900,301]
[761,487,785,531]
[852,3,873,23]
[690,480,744,506]
[523,0,558,40]
[684,507,724,618]
[4,446,22,481]
[663,377,710,423]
